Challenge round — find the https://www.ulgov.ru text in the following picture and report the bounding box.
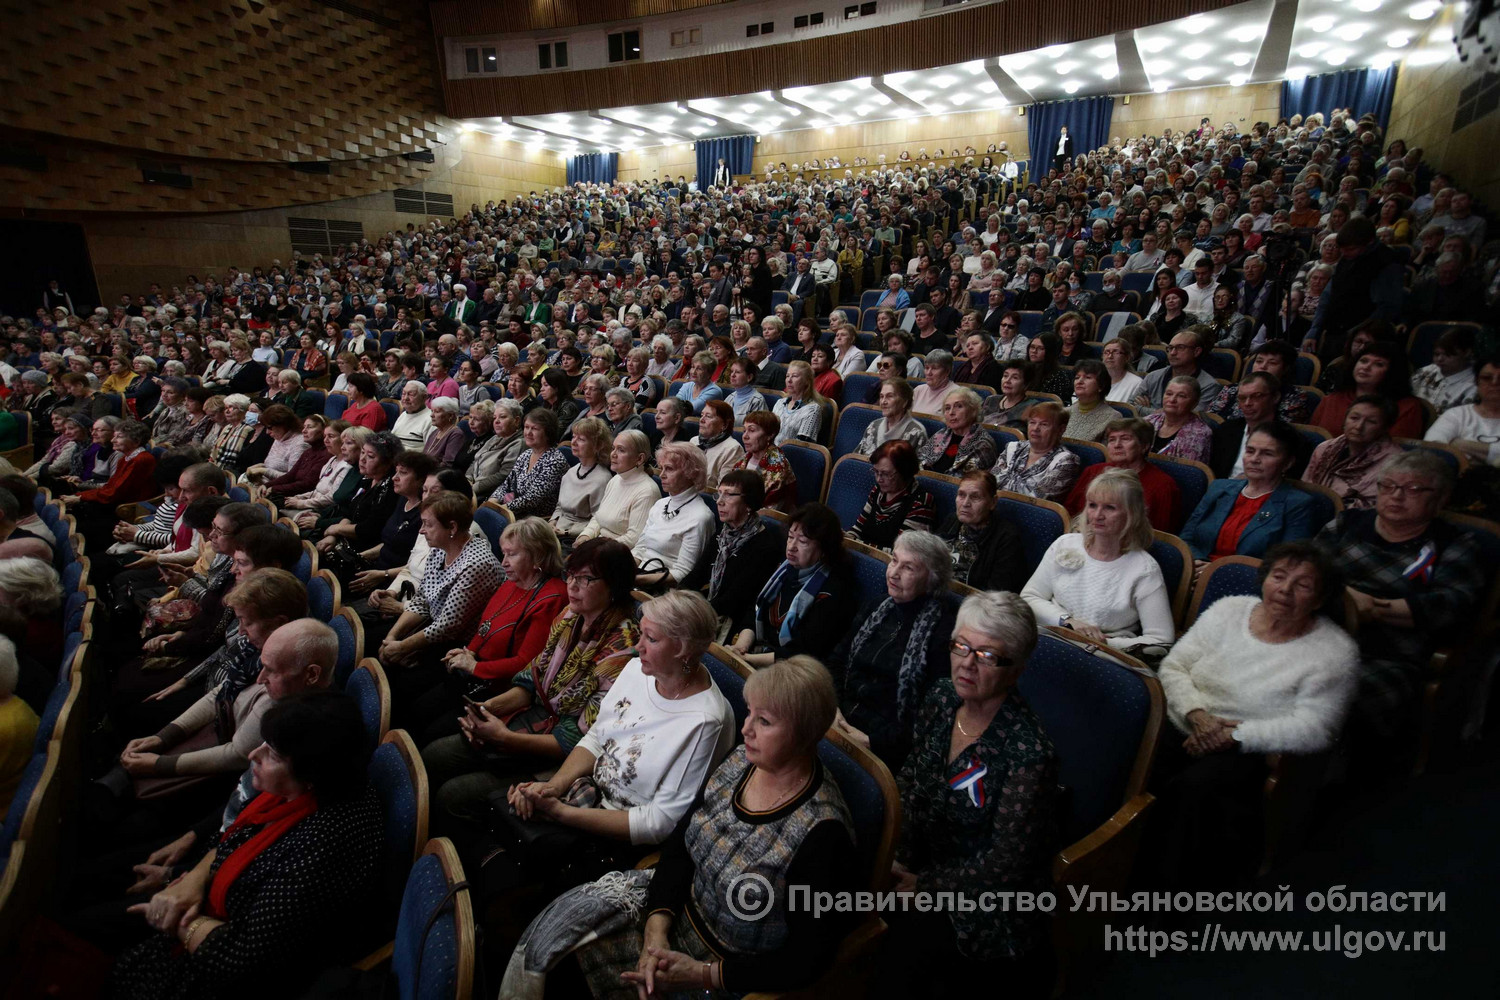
[1105,923,1446,959]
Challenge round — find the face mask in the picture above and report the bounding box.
[244,411,259,426]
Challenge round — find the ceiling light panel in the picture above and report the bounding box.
[1136,0,1275,92]
[1286,0,1435,75]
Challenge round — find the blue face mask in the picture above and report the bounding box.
[244,411,259,426]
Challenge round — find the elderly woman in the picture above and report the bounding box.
[831,324,866,380]
[688,399,744,490]
[286,332,327,380]
[885,591,1057,995]
[602,387,642,440]
[419,396,463,466]
[574,429,661,550]
[493,407,570,520]
[632,442,715,589]
[939,469,1028,592]
[305,430,401,548]
[735,502,859,667]
[451,400,495,477]
[420,537,637,852]
[848,438,937,549]
[268,369,321,421]
[827,530,960,769]
[1022,469,1176,650]
[619,347,660,409]
[322,449,435,595]
[207,394,255,472]
[566,373,612,438]
[1148,541,1359,887]
[877,272,911,310]
[723,357,768,428]
[1100,338,1144,404]
[0,557,64,681]
[468,398,525,499]
[675,350,726,415]
[477,590,734,899]
[29,409,86,483]
[376,490,505,732]
[917,387,996,476]
[1304,395,1403,510]
[729,410,797,511]
[260,414,330,502]
[1181,422,1316,566]
[550,417,613,544]
[907,349,955,416]
[857,377,930,456]
[1144,375,1213,465]
[111,690,381,1000]
[1065,359,1116,442]
[646,336,676,379]
[239,404,306,484]
[1317,451,1484,747]
[517,655,856,998]
[284,423,362,516]
[990,402,1080,501]
[980,360,1037,430]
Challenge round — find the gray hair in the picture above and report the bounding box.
[288,619,340,686]
[892,530,954,591]
[639,589,719,657]
[0,557,63,615]
[605,387,635,408]
[1308,263,1335,280]
[582,373,611,393]
[924,349,954,369]
[1377,449,1455,499]
[278,369,303,387]
[430,396,459,415]
[494,398,523,421]
[954,590,1038,667]
[467,398,495,420]
[650,335,673,353]
[615,428,650,459]
[133,356,158,372]
[224,394,251,409]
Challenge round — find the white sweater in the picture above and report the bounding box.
[1424,404,1500,465]
[575,467,662,549]
[1021,533,1176,649]
[577,658,736,844]
[691,435,746,489]
[1157,596,1358,753]
[551,462,612,537]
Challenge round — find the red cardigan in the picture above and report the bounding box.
[1311,391,1424,441]
[465,577,569,681]
[1065,460,1184,533]
[343,398,388,431]
[80,449,158,505]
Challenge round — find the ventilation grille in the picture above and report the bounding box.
[288,217,364,255]
[394,188,454,217]
[1453,70,1500,132]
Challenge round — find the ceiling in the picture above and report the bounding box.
[459,0,1459,154]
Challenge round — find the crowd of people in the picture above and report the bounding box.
[0,101,1495,998]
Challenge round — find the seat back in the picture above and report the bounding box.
[702,644,752,729]
[1294,352,1321,388]
[1185,555,1262,627]
[1149,531,1193,631]
[830,403,882,461]
[308,569,340,622]
[780,441,831,508]
[391,839,473,1000]
[472,504,509,559]
[329,607,364,686]
[1285,478,1342,530]
[324,391,349,419]
[845,540,892,610]
[368,731,429,927]
[993,491,1069,577]
[1408,321,1482,369]
[1094,311,1139,342]
[842,372,883,407]
[1062,437,1106,469]
[827,455,876,529]
[1203,348,1242,382]
[817,730,901,893]
[1017,632,1162,844]
[346,658,391,749]
[916,470,960,525]
[379,400,400,427]
[1146,454,1213,516]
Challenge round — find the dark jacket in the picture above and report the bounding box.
[710,523,784,640]
[1208,418,1310,481]
[1179,479,1318,561]
[938,514,1028,593]
[754,562,859,662]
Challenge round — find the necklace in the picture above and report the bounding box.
[955,714,976,737]
[574,462,597,480]
[749,766,811,813]
[475,578,544,638]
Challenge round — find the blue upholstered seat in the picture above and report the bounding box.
[368,739,420,920]
[827,456,876,530]
[830,404,881,461]
[780,442,828,508]
[391,849,468,1000]
[328,612,359,686]
[307,574,335,622]
[346,664,387,750]
[1147,455,1211,516]
[472,505,509,560]
[993,494,1067,577]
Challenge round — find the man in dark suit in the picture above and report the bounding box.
[746,338,787,390]
[703,262,734,312]
[928,286,961,340]
[1208,373,1308,479]
[1053,125,1074,172]
[783,256,818,320]
[980,288,1009,334]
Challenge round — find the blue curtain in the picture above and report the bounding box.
[1026,96,1114,174]
[567,152,617,186]
[1281,67,1398,130]
[695,135,754,191]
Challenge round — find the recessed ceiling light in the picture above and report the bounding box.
[1062,80,1082,93]
[1298,42,1327,57]
[1229,73,1248,86]
[1009,55,1034,69]
[929,75,955,88]
[1153,80,1171,92]
[1181,16,1212,34]
[1054,60,1077,75]
[1367,52,1397,68]
[873,94,891,105]
[964,60,987,75]
[1181,42,1212,59]
[1323,48,1350,65]
[1038,45,1069,58]
[907,90,931,101]
[830,90,851,101]
[949,92,971,105]
[1284,65,1309,80]
[1140,36,1171,53]
[1353,0,1383,10]
[1184,66,1212,80]
[1016,76,1042,89]
[1144,59,1170,74]
[1336,23,1368,40]
[1387,30,1411,46]
[1307,15,1336,31]
[1089,43,1114,58]
[1407,1,1439,17]
[1229,51,1254,66]
[1097,64,1118,79]
[1230,25,1262,42]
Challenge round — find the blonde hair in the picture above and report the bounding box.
[500,515,565,578]
[640,589,718,657]
[568,416,614,456]
[744,655,839,753]
[0,557,62,615]
[785,360,829,405]
[1076,468,1154,553]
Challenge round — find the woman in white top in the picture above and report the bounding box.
[502,590,735,876]
[1101,338,1145,405]
[631,442,715,589]
[1021,468,1175,650]
[574,430,662,549]
[1424,359,1500,464]
[550,417,613,544]
[771,361,825,446]
[831,324,867,380]
[689,399,745,489]
[645,335,678,379]
[857,377,930,456]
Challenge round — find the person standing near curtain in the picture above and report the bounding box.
[1053,125,1074,172]
[713,157,731,188]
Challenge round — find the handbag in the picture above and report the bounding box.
[322,537,373,587]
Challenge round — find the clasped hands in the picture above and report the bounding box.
[1183,709,1240,757]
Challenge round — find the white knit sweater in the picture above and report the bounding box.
[1021,533,1176,649]
[1158,596,1358,754]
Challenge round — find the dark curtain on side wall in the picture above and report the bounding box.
[695,135,754,190]
[567,152,618,185]
[1281,67,1399,130]
[1026,96,1114,173]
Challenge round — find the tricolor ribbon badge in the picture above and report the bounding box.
[1402,542,1437,584]
[950,760,988,808]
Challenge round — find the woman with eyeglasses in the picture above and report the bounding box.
[735,502,858,668]
[826,530,959,770]
[879,590,1058,997]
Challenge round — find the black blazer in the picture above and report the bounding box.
[938,514,1029,593]
[710,524,784,639]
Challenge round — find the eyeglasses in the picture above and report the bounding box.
[950,640,1013,668]
[1376,481,1437,497]
[565,572,602,585]
[1000,322,1018,329]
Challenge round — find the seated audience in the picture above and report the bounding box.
[1064,359,1116,442]
[848,439,937,549]
[1310,341,1425,440]
[1409,328,1477,412]
[858,377,930,455]
[1181,421,1317,569]
[494,408,569,520]
[1145,375,1213,466]
[707,470,784,643]
[632,442,714,590]
[1304,395,1403,509]
[980,360,1038,428]
[1423,359,1500,463]
[1065,418,1183,531]
[917,387,996,476]
[690,399,744,489]
[736,503,859,666]
[939,469,1028,592]
[731,411,798,512]
[550,417,613,544]
[0,634,38,815]
[575,429,661,549]
[990,402,1080,501]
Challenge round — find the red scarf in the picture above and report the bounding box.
[207,791,318,917]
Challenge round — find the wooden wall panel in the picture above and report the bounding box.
[430,0,735,35]
[440,0,1244,117]
[1109,83,1281,142]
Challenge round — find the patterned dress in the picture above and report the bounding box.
[918,425,999,476]
[847,484,937,550]
[732,446,798,512]
[990,441,1081,501]
[495,447,570,520]
[897,680,1058,961]
[1316,510,1484,737]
